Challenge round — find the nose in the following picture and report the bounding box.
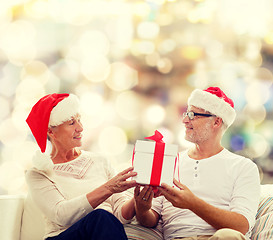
[182,115,190,123]
[76,120,83,132]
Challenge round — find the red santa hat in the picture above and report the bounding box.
[187,87,236,127]
[26,93,80,153]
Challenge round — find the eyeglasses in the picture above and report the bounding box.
[183,111,216,120]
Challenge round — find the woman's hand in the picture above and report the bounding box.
[133,185,160,228]
[134,185,154,212]
[104,167,137,194]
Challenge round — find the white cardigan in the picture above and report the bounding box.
[25,150,131,239]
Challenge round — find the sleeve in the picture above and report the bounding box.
[230,159,261,232]
[111,192,133,224]
[25,170,93,227]
[151,196,164,216]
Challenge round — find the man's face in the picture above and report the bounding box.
[182,106,215,144]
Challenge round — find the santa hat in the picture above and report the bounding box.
[188,87,236,127]
[26,93,80,153]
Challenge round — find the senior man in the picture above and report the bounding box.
[134,87,261,240]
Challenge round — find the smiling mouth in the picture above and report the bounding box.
[74,135,82,139]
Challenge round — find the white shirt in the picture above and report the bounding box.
[25,151,130,239]
[152,148,261,240]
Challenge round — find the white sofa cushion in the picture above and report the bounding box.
[0,195,24,240]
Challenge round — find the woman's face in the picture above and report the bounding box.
[48,114,83,150]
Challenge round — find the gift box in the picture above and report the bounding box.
[132,130,178,186]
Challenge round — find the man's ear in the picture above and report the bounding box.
[214,117,223,128]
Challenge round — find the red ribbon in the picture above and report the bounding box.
[145,130,165,186]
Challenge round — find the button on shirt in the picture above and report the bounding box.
[151,148,261,240]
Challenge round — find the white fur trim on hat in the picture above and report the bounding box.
[188,89,236,127]
[49,94,80,126]
[32,150,54,174]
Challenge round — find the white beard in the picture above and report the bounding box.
[185,120,212,145]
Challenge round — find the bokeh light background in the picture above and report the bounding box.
[1,0,273,194]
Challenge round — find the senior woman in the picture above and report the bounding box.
[25,93,137,240]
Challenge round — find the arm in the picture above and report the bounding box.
[121,197,135,220]
[189,194,249,234]
[26,170,93,227]
[160,179,249,235]
[110,192,136,223]
[86,167,137,209]
[134,185,160,228]
[26,167,137,227]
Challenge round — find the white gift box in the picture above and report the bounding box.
[132,140,178,186]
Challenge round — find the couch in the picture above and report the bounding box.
[1,185,273,240]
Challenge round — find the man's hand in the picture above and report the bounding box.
[159,179,196,210]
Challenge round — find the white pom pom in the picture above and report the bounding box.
[32,150,54,173]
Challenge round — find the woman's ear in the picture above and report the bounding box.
[47,127,54,139]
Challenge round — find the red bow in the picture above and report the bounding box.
[145,130,164,143]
